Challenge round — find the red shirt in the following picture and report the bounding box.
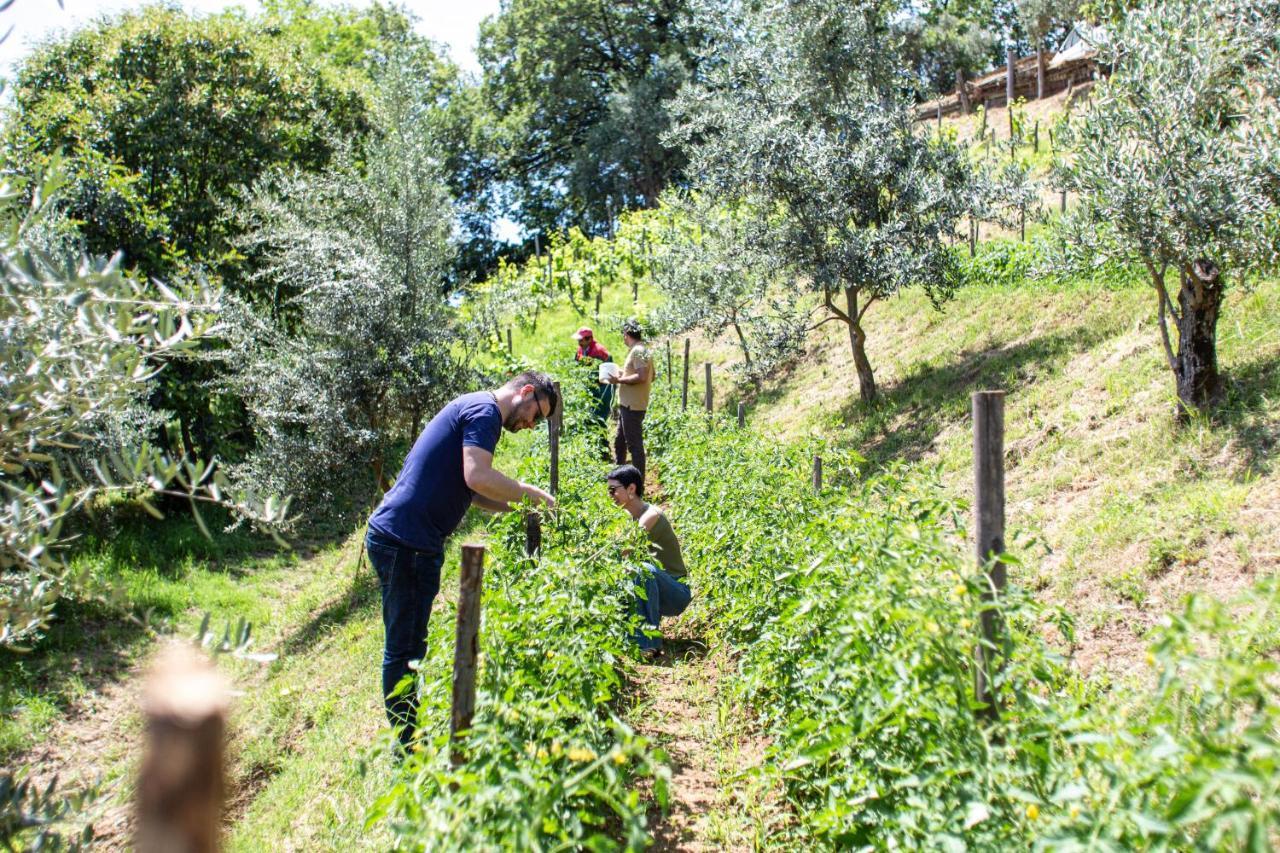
[576,340,611,362]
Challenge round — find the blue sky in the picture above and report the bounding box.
[0,0,501,78]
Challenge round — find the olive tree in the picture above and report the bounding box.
[0,166,287,649]
[672,0,977,403]
[227,53,473,520]
[650,193,807,383]
[1055,0,1280,416]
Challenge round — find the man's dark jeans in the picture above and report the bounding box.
[365,528,444,749]
[614,405,647,479]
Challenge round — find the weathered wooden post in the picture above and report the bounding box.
[506,327,513,354]
[969,215,977,257]
[1006,48,1016,106]
[594,286,601,318]
[1033,120,1039,152]
[812,455,823,491]
[1060,189,1067,214]
[1019,203,1026,242]
[666,339,673,388]
[136,645,228,853]
[704,363,713,414]
[450,544,486,765]
[737,402,745,428]
[681,339,690,410]
[525,511,541,558]
[549,381,562,496]
[972,391,1006,723]
[936,100,942,133]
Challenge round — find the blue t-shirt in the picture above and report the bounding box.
[368,391,503,551]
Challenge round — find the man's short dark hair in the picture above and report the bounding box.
[506,370,558,418]
[606,464,643,498]
[621,319,644,340]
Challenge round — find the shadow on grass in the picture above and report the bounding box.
[0,596,152,764]
[1217,353,1280,476]
[69,503,285,579]
[835,324,1113,468]
[277,563,380,657]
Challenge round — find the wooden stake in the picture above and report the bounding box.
[666,339,673,388]
[812,455,823,492]
[681,339,690,410]
[1060,189,1067,214]
[1006,48,1016,107]
[524,511,541,558]
[969,214,976,257]
[450,544,486,764]
[1020,203,1026,242]
[972,391,1006,723]
[549,381,562,497]
[136,646,228,853]
[506,327,513,354]
[737,402,745,428]
[704,362,712,414]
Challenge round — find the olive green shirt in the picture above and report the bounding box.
[646,509,687,579]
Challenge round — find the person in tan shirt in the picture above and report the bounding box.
[605,320,654,479]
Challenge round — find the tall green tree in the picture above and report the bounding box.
[5,5,370,291]
[1056,0,1280,416]
[673,0,979,403]
[476,0,699,236]
[227,50,472,519]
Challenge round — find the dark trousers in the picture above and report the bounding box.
[614,405,647,479]
[365,529,444,749]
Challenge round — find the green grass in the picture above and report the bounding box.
[745,267,1280,673]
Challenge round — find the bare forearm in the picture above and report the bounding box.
[472,493,511,513]
[468,466,530,504]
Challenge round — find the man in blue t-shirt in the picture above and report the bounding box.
[366,370,558,749]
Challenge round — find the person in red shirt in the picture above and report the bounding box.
[573,327,611,362]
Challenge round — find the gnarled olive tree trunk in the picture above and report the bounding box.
[1173,259,1223,415]
[845,285,877,403]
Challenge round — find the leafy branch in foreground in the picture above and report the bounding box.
[0,164,289,649]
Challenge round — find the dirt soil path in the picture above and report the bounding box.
[632,632,777,851]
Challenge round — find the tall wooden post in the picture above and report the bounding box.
[525,511,541,558]
[666,340,673,388]
[969,215,976,257]
[972,391,1006,722]
[936,101,942,133]
[450,544,486,764]
[1060,190,1067,214]
[594,286,601,318]
[955,67,970,115]
[1033,120,1039,152]
[1006,48,1016,106]
[737,402,745,428]
[506,327,513,354]
[681,339,690,411]
[549,381,562,496]
[812,455,823,492]
[1019,203,1026,242]
[136,646,228,853]
[704,363,713,414]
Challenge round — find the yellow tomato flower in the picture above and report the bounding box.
[612,751,628,766]
[1069,804,1081,820]
[1026,804,1040,821]
[567,746,597,763]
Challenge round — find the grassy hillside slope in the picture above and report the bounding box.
[730,272,1280,678]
